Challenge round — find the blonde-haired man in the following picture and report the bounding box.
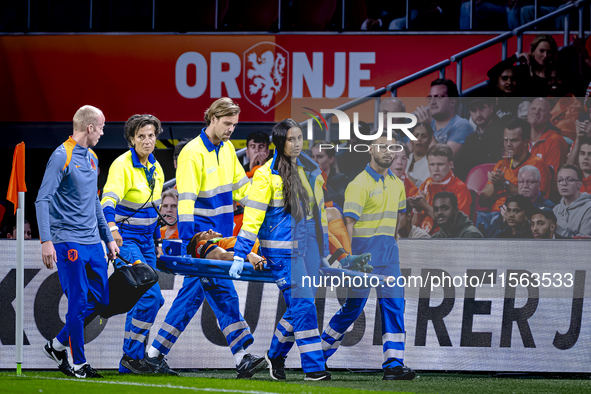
[144,98,266,378]
[160,188,179,239]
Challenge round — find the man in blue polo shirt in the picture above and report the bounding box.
[416,78,474,158]
[36,105,119,379]
[320,135,415,380]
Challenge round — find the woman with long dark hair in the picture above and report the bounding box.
[231,119,331,381]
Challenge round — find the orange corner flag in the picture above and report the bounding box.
[7,142,27,214]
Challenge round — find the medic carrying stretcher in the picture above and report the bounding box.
[91,228,383,324]
[156,230,386,286]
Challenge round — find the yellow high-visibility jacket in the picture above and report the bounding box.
[234,151,329,259]
[101,148,165,242]
[177,130,250,239]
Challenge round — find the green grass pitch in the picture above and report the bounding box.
[1,370,590,394]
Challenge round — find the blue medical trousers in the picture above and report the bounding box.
[320,263,406,369]
[152,276,253,357]
[267,218,325,373]
[115,239,164,370]
[54,242,109,366]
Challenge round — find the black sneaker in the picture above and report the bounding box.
[42,340,75,377]
[236,353,267,379]
[304,370,331,381]
[120,354,152,374]
[145,355,179,376]
[74,364,102,378]
[265,351,286,380]
[383,365,416,380]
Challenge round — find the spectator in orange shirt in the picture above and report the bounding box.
[478,117,551,233]
[160,189,178,240]
[527,98,569,175]
[390,144,419,198]
[409,144,471,234]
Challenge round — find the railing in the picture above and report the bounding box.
[453,0,586,95]
[20,0,577,32]
[162,1,588,188]
[450,32,513,93]
[388,60,451,96]
[304,0,589,141]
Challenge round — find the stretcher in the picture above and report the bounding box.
[157,240,390,287]
[157,239,275,283]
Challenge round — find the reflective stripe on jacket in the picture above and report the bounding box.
[234,151,328,259]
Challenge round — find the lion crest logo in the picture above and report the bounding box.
[243,42,289,114]
[68,249,78,262]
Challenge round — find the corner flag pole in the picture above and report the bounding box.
[7,142,27,375]
[15,192,24,375]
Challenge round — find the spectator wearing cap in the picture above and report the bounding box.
[527,98,569,175]
[567,133,591,194]
[492,194,534,238]
[454,98,504,181]
[409,143,472,234]
[553,164,591,238]
[413,79,474,157]
[529,207,560,239]
[390,144,419,198]
[242,131,271,177]
[431,192,482,239]
[478,117,551,233]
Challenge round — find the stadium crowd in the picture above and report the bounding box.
[1,20,590,383]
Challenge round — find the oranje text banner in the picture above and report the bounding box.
[0,34,552,122]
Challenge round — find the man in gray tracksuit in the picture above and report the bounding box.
[553,164,591,238]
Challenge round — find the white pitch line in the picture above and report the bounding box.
[24,375,283,394]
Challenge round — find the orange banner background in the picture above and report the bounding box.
[0,34,548,122]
